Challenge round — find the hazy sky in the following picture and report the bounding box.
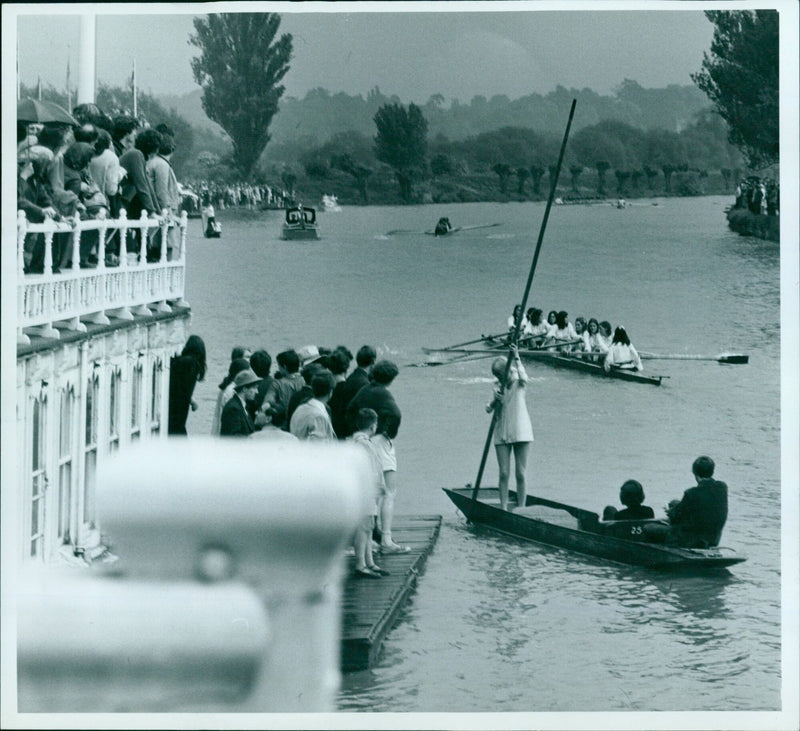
[14,4,716,103]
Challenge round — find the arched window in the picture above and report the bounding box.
[130,360,143,442]
[83,371,100,527]
[108,367,122,453]
[150,357,163,436]
[57,384,76,546]
[29,390,47,558]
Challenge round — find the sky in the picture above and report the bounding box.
[13,3,717,104]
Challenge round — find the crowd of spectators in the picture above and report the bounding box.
[733,176,779,217]
[17,102,184,273]
[182,180,293,216]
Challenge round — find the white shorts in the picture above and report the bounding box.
[372,434,397,472]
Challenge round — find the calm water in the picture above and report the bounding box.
[183,197,781,713]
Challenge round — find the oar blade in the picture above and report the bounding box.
[718,353,749,364]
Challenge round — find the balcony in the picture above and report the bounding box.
[16,210,188,344]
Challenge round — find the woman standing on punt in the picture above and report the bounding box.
[487,345,534,512]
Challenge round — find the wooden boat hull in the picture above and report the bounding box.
[281,225,319,240]
[479,337,662,385]
[443,487,745,570]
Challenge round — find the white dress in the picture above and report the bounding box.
[493,360,534,445]
[604,343,643,371]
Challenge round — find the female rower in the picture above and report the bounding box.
[507,304,523,332]
[604,326,643,372]
[550,310,579,351]
[573,317,590,352]
[586,318,609,362]
[487,345,533,512]
[523,308,549,346]
[546,310,558,335]
[598,321,613,350]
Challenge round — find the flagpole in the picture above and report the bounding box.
[132,59,137,118]
[37,74,42,101]
[66,45,72,113]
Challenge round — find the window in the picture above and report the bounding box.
[130,361,143,442]
[30,395,47,558]
[83,372,99,526]
[57,385,76,545]
[108,367,121,452]
[150,357,163,436]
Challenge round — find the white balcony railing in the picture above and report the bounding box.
[17,209,188,344]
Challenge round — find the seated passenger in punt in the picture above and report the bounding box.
[665,456,728,548]
[603,480,655,521]
[603,326,643,372]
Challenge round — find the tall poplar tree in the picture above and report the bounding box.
[190,13,292,178]
[692,10,779,169]
[374,103,428,203]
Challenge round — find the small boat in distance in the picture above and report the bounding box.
[443,487,746,571]
[282,205,319,240]
[321,194,341,212]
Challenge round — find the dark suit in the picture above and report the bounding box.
[220,393,255,437]
[345,382,401,439]
[330,367,370,438]
[668,478,728,547]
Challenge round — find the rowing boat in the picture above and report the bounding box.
[423,338,664,385]
[443,487,746,571]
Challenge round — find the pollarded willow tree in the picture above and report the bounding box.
[190,13,292,179]
[692,10,779,170]
[374,103,428,203]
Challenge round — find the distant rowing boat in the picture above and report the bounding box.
[444,487,746,571]
[384,223,502,236]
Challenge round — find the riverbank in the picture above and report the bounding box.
[726,207,780,242]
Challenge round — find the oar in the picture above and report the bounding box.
[639,351,749,364]
[470,98,577,519]
[423,341,583,356]
[408,351,494,368]
[427,332,508,352]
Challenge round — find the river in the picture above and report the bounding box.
[182,196,781,714]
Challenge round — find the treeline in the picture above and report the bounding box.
[273,108,743,204]
[266,79,711,149]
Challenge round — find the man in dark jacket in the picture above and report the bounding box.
[666,456,729,548]
[220,370,260,437]
[331,345,376,438]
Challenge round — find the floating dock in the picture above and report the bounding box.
[340,515,442,672]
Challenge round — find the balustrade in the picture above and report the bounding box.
[17,209,188,344]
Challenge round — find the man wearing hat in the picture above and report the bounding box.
[220,369,261,437]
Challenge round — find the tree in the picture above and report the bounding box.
[431,153,453,177]
[692,10,778,169]
[331,153,372,203]
[516,167,530,196]
[569,165,584,193]
[190,13,292,179]
[529,164,545,196]
[374,103,428,202]
[595,161,611,195]
[492,163,512,195]
[615,170,631,194]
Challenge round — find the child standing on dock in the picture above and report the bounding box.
[350,409,389,579]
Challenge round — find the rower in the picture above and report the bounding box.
[603,326,643,372]
[434,217,452,236]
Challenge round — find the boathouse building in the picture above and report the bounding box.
[14,212,190,563]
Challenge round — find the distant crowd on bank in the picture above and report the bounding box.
[732,176,779,216]
[169,338,412,575]
[183,180,294,213]
[18,102,187,273]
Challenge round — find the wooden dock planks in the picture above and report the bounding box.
[340,515,442,672]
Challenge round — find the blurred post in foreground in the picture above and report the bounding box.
[17,439,371,713]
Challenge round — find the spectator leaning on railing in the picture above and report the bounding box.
[147,123,181,260]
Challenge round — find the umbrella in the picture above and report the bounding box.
[17,98,77,126]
